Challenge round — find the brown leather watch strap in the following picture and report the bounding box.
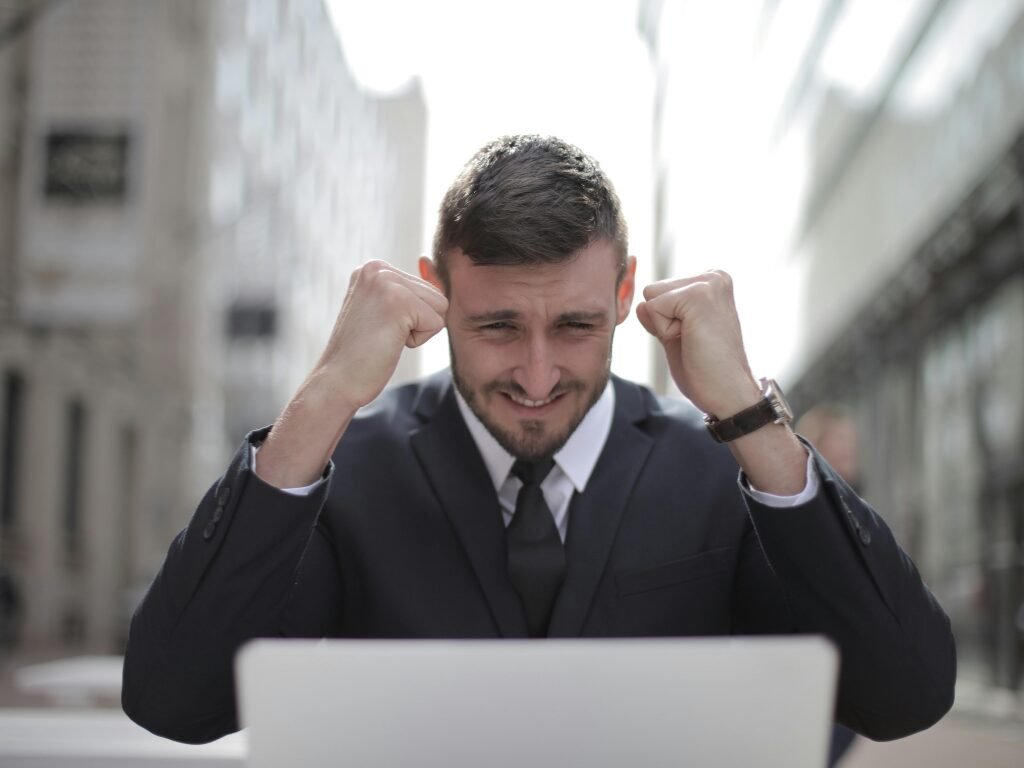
[704,397,779,443]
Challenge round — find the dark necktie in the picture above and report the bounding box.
[506,459,566,637]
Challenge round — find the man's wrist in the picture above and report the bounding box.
[251,444,328,497]
[744,447,818,507]
[705,378,794,444]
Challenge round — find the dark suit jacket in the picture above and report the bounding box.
[122,373,955,744]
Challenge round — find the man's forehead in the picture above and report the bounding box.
[451,259,614,301]
[447,241,620,279]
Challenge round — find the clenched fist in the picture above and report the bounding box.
[319,260,448,412]
[257,260,447,488]
[635,270,760,419]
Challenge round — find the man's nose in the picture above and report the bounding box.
[512,336,561,399]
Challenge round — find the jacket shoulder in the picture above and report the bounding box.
[613,376,736,472]
[340,371,448,446]
[613,376,707,435]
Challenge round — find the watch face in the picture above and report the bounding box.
[764,379,794,424]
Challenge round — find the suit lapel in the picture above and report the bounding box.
[548,378,654,637]
[409,375,529,638]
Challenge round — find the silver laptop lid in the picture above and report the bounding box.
[237,637,838,768]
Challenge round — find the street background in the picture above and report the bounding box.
[1,0,1023,764]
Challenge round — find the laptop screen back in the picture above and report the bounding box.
[236,636,837,768]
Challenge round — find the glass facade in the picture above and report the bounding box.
[645,0,1024,698]
[792,136,1024,691]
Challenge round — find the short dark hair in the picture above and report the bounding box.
[432,135,628,290]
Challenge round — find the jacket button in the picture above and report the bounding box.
[217,486,231,506]
[203,522,216,540]
[212,505,224,523]
[858,527,872,545]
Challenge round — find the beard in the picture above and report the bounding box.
[451,349,610,463]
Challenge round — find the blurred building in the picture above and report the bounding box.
[0,0,425,653]
[643,0,1024,704]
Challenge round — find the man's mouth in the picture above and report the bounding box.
[505,391,563,409]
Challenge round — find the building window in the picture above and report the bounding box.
[118,424,137,589]
[62,399,86,563]
[1,371,24,533]
[226,300,277,339]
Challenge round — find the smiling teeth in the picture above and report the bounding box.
[509,393,558,408]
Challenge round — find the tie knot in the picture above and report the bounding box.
[511,459,555,486]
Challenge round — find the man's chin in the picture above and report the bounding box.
[491,424,570,463]
[465,406,565,460]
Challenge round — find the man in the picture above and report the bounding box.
[122,135,955,746]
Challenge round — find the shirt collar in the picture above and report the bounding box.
[454,379,615,494]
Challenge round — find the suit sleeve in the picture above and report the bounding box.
[122,427,335,744]
[738,442,956,741]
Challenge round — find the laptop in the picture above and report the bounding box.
[236,636,838,768]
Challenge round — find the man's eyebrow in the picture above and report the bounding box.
[465,310,609,324]
[557,311,608,324]
[464,310,521,323]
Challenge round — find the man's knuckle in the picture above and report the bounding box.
[691,282,713,302]
[709,269,733,291]
[381,281,408,306]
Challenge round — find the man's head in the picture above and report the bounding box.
[431,134,629,292]
[420,135,636,462]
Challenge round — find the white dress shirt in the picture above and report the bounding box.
[255,379,819,521]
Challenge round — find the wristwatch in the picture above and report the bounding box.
[704,378,794,443]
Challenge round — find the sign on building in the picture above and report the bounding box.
[43,131,131,203]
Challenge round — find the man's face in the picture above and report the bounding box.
[423,241,635,462]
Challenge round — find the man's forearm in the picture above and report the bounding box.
[255,366,356,488]
[257,261,449,489]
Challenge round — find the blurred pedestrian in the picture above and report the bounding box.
[0,564,20,648]
[798,404,863,766]
[797,405,861,492]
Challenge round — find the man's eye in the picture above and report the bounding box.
[563,321,593,330]
[481,322,512,331]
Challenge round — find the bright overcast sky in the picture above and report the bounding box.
[326,0,657,383]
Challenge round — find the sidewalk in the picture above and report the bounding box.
[842,713,1024,767]
[0,645,103,709]
[3,647,1023,766]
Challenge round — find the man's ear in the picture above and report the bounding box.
[418,256,444,292]
[616,256,637,324]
